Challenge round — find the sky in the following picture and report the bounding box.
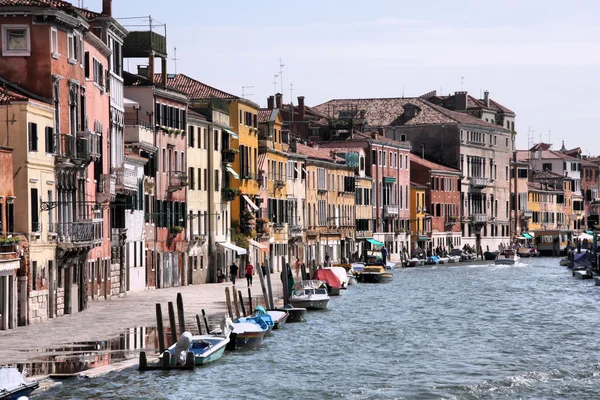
[78,0,600,154]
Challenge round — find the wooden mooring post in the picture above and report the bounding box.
[225,287,233,319]
[232,287,241,318]
[176,293,186,335]
[257,263,270,309]
[247,287,253,315]
[155,303,165,353]
[168,301,177,345]
[202,309,210,333]
[195,314,203,335]
[238,290,247,316]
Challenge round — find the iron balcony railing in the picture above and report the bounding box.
[471,213,488,224]
[114,167,138,193]
[49,221,103,244]
[384,205,399,216]
[168,171,188,192]
[469,177,489,188]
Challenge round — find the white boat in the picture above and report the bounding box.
[574,269,593,280]
[448,255,460,263]
[0,368,39,400]
[437,257,450,264]
[408,258,424,267]
[594,276,600,286]
[495,250,520,265]
[289,280,330,310]
[559,257,570,266]
[328,267,350,289]
[346,272,357,286]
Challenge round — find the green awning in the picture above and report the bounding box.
[224,128,239,139]
[586,230,594,235]
[384,177,396,183]
[418,236,429,241]
[226,165,239,179]
[522,233,533,239]
[366,238,384,247]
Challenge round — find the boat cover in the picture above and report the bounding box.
[293,280,326,292]
[574,253,587,262]
[253,305,267,316]
[327,267,348,285]
[0,368,26,391]
[313,270,342,289]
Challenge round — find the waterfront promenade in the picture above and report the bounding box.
[0,276,282,366]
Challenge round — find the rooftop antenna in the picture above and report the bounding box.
[289,83,294,139]
[460,77,464,91]
[273,74,279,96]
[279,58,285,96]
[402,86,404,99]
[241,86,255,99]
[440,86,442,96]
[547,130,551,145]
[171,46,179,74]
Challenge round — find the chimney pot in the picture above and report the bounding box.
[267,96,274,110]
[454,91,468,111]
[275,93,282,109]
[484,90,490,107]
[102,0,112,16]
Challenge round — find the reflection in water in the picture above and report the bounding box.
[3,326,177,377]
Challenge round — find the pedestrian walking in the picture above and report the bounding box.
[245,262,254,286]
[381,246,388,266]
[261,262,267,277]
[295,258,301,278]
[229,263,238,285]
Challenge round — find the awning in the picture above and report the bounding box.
[242,195,259,212]
[522,233,533,239]
[586,230,594,235]
[384,177,396,183]
[249,239,268,251]
[217,242,247,255]
[223,128,239,139]
[418,236,429,241]
[226,165,239,179]
[366,238,384,247]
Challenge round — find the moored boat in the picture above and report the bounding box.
[289,280,330,310]
[0,368,39,400]
[266,309,289,329]
[278,303,306,323]
[574,269,593,280]
[484,251,498,261]
[425,255,439,265]
[167,335,229,366]
[227,317,269,350]
[313,269,344,296]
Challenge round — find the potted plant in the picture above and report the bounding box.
[170,225,184,234]
[0,237,19,252]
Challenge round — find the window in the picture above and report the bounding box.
[67,33,76,63]
[372,150,377,165]
[214,129,219,151]
[214,170,219,191]
[51,27,59,57]
[45,127,55,154]
[28,122,38,152]
[204,169,208,191]
[2,25,30,56]
[162,148,166,173]
[189,126,195,147]
[93,58,104,87]
[542,163,552,171]
[189,167,195,190]
[317,168,326,190]
[506,137,509,148]
[31,188,38,232]
[382,151,386,167]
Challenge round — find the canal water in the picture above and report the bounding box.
[34,258,600,399]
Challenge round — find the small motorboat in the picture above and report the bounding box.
[266,310,289,329]
[447,255,460,263]
[329,267,350,289]
[278,303,306,323]
[484,251,498,261]
[313,269,344,296]
[437,256,450,264]
[0,368,39,400]
[574,269,593,280]
[227,317,269,350]
[425,255,440,265]
[347,272,357,286]
[408,258,424,267]
[350,263,365,281]
[360,264,393,283]
[385,261,396,270]
[166,334,230,366]
[254,306,285,330]
[495,250,520,265]
[289,280,330,310]
[247,309,274,332]
[594,276,600,286]
[559,257,570,266]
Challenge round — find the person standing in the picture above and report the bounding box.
[381,246,388,266]
[245,261,254,286]
[295,258,301,278]
[229,263,238,285]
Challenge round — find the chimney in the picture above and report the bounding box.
[298,96,305,122]
[137,65,149,78]
[484,90,490,107]
[421,143,425,160]
[161,57,167,86]
[267,96,274,110]
[454,91,468,111]
[275,93,282,109]
[102,0,112,16]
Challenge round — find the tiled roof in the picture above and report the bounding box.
[529,142,552,152]
[0,88,28,105]
[187,108,206,121]
[297,143,344,163]
[409,153,460,173]
[311,97,507,130]
[0,0,101,19]
[421,90,514,114]
[532,170,565,180]
[519,147,582,162]
[154,73,237,100]
[410,182,428,189]
[258,109,273,124]
[527,181,562,192]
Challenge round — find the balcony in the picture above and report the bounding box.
[355,230,373,239]
[471,213,488,226]
[288,225,303,238]
[96,174,117,203]
[50,221,103,246]
[77,131,101,162]
[469,177,489,189]
[55,133,75,160]
[274,179,285,188]
[445,216,459,226]
[122,20,167,59]
[384,205,399,217]
[124,120,156,153]
[168,171,188,192]
[114,166,138,194]
[221,149,237,164]
[520,210,533,219]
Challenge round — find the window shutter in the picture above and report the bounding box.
[28,123,38,151]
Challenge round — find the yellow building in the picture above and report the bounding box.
[298,144,355,266]
[0,87,57,324]
[410,183,430,251]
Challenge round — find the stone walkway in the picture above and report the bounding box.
[0,275,282,365]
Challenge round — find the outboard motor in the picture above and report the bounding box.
[173,332,192,365]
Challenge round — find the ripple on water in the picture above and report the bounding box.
[33,258,600,399]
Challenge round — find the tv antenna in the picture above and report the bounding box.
[279,58,285,95]
[241,86,254,99]
[171,46,179,74]
[460,77,464,90]
[273,74,279,96]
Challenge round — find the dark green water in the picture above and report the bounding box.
[34,258,600,399]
